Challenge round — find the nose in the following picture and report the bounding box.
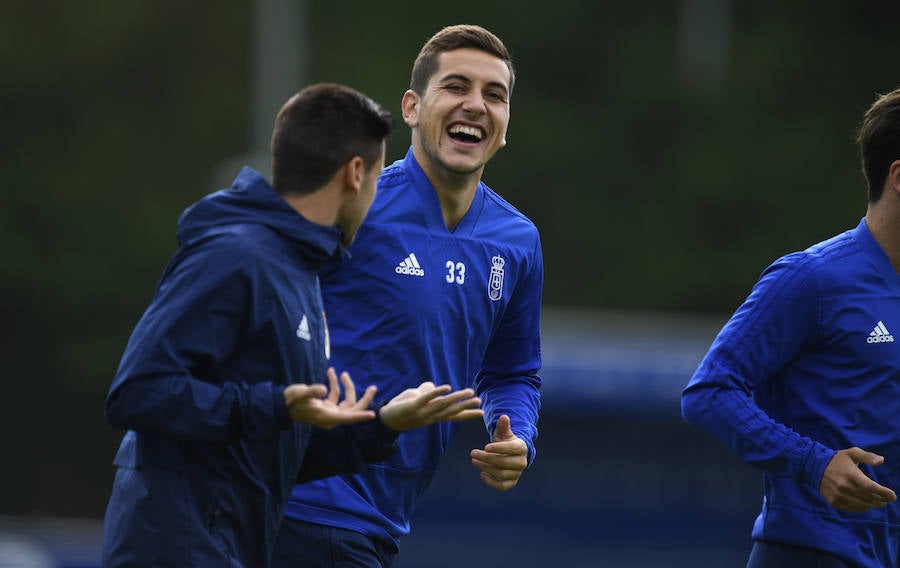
[461,91,487,116]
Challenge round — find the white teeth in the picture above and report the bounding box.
[448,124,483,140]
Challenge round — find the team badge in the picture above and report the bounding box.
[488,255,505,301]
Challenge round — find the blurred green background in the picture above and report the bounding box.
[3,0,898,539]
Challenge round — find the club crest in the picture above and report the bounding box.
[322,311,330,359]
[488,255,505,301]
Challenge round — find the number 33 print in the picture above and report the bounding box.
[445,260,466,284]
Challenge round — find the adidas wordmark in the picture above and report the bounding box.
[867,320,894,344]
[395,253,425,277]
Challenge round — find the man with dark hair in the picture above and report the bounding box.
[682,87,900,567]
[273,25,544,568]
[101,83,481,567]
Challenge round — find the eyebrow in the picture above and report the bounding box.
[438,73,509,97]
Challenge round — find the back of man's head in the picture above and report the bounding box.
[271,83,394,195]
[858,87,900,204]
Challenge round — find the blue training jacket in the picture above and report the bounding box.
[102,168,397,568]
[283,148,544,547]
[682,219,900,567]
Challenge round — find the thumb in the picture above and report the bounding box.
[285,383,327,404]
[847,447,885,466]
[493,414,514,441]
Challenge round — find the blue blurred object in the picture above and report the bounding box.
[539,308,722,415]
[0,517,102,568]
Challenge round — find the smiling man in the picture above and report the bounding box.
[271,25,545,568]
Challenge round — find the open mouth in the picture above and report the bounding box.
[447,124,484,143]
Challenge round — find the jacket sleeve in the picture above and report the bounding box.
[105,238,291,443]
[295,410,400,483]
[475,236,543,465]
[681,253,836,488]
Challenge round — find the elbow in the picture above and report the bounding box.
[105,393,123,429]
[104,386,132,430]
[680,387,704,427]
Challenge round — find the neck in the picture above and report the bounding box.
[280,187,339,228]
[412,146,481,231]
[865,204,900,272]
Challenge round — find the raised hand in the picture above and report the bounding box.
[470,414,528,491]
[378,381,483,432]
[283,367,377,429]
[819,447,897,512]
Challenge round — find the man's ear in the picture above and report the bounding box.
[889,160,900,196]
[401,90,419,127]
[343,156,365,195]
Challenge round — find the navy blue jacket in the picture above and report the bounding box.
[102,168,396,567]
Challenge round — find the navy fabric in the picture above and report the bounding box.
[271,517,398,568]
[747,540,852,568]
[102,168,356,567]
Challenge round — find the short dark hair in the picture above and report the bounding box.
[410,25,514,96]
[858,87,900,203]
[271,83,394,195]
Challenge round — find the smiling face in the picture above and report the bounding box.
[402,48,511,185]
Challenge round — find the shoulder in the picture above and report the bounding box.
[773,230,861,277]
[377,160,409,193]
[200,223,280,259]
[172,224,287,284]
[479,183,541,246]
[757,230,861,298]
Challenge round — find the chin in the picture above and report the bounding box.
[439,157,484,176]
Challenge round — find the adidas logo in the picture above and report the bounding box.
[296,314,311,341]
[395,252,424,277]
[867,320,894,344]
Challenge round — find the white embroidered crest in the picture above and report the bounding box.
[488,255,505,301]
[322,311,330,359]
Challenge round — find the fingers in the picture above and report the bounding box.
[858,477,897,503]
[821,448,897,512]
[847,446,886,467]
[492,414,514,441]
[831,494,889,513]
[325,368,340,405]
[339,371,357,405]
[402,384,480,419]
[378,384,482,431]
[321,368,377,411]
[829,481,893,513]
[471,447,526,465]
[357,384,378,409]
[479,435,528,457]
[319,408,377,428]
[843,448,896,502]
[425,389,480,412]
[414,382,452,402]
[470,447,526,492]
[338,372,376,410]
[421,394,482,424]
[478,471,520,492]
[445,409,485,422]
[284,383,327,404]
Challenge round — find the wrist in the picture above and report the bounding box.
[274,386,292,428]
[375,403,403,433]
